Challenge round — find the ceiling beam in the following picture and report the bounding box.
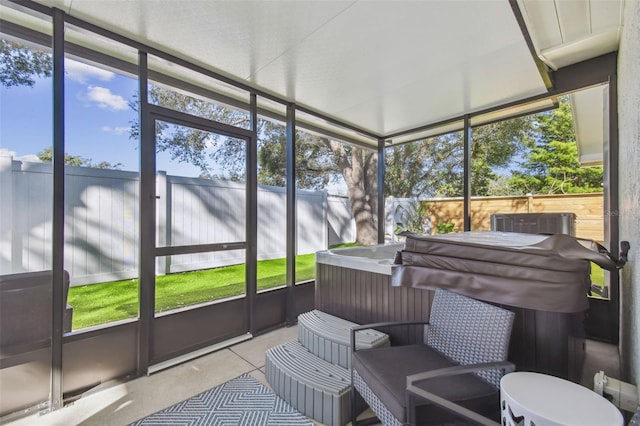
[509,0,555,90]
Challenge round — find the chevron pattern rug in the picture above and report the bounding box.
[129,373,313,426]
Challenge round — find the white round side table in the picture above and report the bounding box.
[500,372,624,426]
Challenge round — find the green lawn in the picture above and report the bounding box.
[590,262,609,299]
[69,252,608,330]
[68,253,316,330]
[591,262,605,286]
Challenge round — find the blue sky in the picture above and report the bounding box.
[0,59,202,176]
[0,57,346,193]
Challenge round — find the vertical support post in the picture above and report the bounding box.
[605,75,620,344]
[463,115,472,231]
[50,7,65,411]
[286,103,296,325]
[377,138,386,244]
[246,93,258,335]
[138,51,154,375]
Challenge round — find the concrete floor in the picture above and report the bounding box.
[2,326,299,426]
[1,327,621,426]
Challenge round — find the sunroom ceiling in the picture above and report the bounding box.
[32,0,549,142]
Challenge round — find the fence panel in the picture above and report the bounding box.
[2,156,605,285]
[164,176,246,273]
[257,185,287,260]
[0,158,330,284]
[7,160,53,273]
[327,196,355,246]
[66,166,139,284]
[297,190,328,254]
[0,159,141,285]
[425,194,603,241]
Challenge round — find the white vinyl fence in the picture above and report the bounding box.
[327,196,356,246]
[0,157,353,286]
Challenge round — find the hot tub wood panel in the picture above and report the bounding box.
[316,263,431,345]
[315,261,584,381]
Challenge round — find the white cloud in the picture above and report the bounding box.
[101,126,130,135]
[86,86,128,111]
[65,60,115,84]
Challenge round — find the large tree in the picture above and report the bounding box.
[509,101,603,194]
[0,39,52,88]
[132,87,380,244]
[384,116,534,198]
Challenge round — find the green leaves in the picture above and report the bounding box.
[508,101,603,195]
[0,39,52,88]
[384,101,602,198]
[36,147,123,169]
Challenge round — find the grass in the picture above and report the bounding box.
[590,262,610,299]
[591,262,605,287]
[69,243,604,329]
[68,253,316,330]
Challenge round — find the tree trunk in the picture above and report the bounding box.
[325,140,378,245]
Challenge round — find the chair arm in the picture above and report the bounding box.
[407,361,515,385]
[405,361,514,426]
[350,320,429,354]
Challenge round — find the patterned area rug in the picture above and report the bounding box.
[129,373,313,426]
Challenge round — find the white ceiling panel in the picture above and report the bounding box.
[40,0,356,82]
[249,1,547,135]
[519,0,623,70]
[517,0,564,48]
[591,0,625,33]
[556,0,591,42]
[24,0,621,143]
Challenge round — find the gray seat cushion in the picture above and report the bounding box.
[353,344,499,425]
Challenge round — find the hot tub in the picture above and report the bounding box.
[315,242,433,347]
[314,241,585,382]
[315,243,404,275]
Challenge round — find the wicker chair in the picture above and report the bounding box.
[350,288,515,426]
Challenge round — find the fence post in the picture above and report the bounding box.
[0,155,13,273]
[156,171,168,275]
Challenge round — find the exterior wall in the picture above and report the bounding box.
[618,0,640,387]
[423,193,604,241]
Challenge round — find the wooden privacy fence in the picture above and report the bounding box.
[422,193,604,242]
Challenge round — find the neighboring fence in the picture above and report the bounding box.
[422,194,604,242]
[0,156,606,285]
[0,157,337,285]
[327,196,356,246]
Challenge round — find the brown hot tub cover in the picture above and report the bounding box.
[392,231,625,313]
